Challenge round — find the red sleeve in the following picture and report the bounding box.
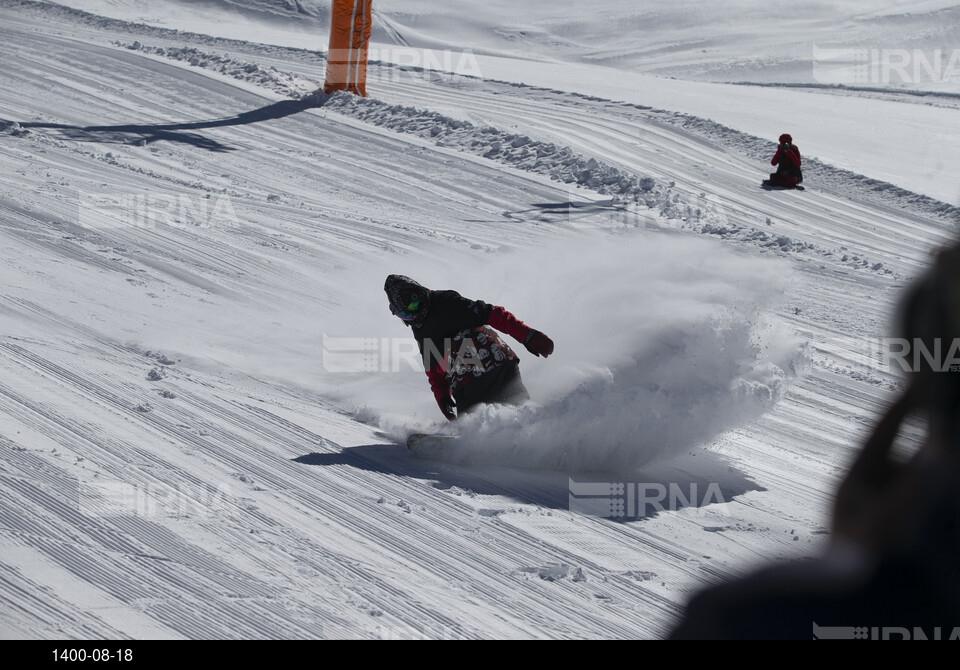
[425,362,449,401]
[771,148,780,166]
[487,306,532,343]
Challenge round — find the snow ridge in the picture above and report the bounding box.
[123,42,675,208]
[109,40,928,280]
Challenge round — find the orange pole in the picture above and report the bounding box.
[323,0,372,96]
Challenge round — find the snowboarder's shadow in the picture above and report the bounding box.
[294,444,763,521]
[4,96,329,152]
[294,444,573,509]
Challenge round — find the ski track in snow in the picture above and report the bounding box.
[0,1,956,639]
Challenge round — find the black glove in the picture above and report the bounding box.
[524,330,554,358]
[436,394,457,421]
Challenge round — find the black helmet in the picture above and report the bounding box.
[384,274,430,328]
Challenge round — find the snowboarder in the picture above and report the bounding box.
[385,274,554,421]
[764,133,803,189]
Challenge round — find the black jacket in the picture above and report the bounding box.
[384,275,523,408]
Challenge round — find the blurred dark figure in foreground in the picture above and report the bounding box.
[669,240,960,640]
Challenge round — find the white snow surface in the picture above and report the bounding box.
[0,0,957,639]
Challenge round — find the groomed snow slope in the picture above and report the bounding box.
[0,1,957,639]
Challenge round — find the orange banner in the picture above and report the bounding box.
[323,0,373,96]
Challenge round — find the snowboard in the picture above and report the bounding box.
[406,432,460,457]
[406,432,458,448]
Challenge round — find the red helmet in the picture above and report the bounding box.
[779,133,793,144]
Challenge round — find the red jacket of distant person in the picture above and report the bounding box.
[769,133,802,187]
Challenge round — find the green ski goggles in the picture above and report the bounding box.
[394,300,421,321]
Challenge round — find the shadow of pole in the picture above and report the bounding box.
[8,95,331,152]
